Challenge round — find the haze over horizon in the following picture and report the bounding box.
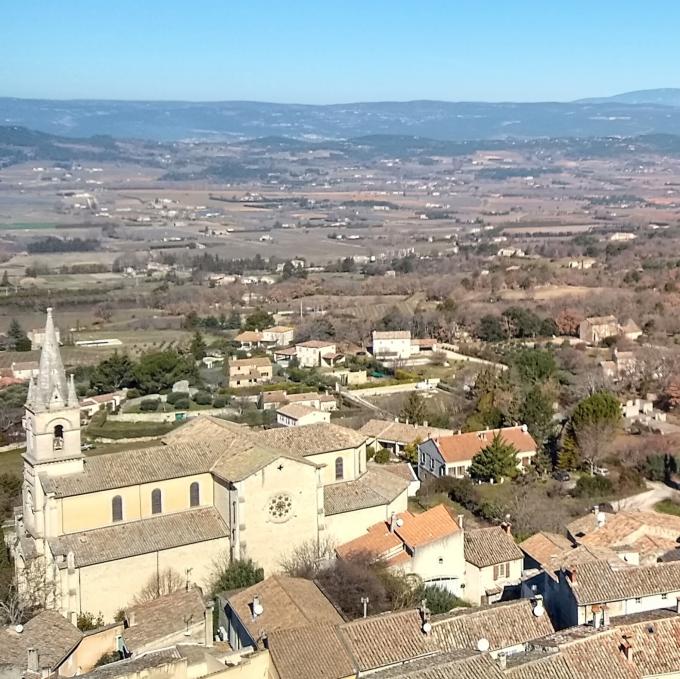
[2,1,679,104]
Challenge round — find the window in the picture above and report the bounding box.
[634,597,642,604]
[420,452,425,464]
[439,465,446,477]
[53,424,64,450]
[112,496,123,522]
[662,593,668,600]
[429,459,435,471]
[151,488,162,514]
[335,457,344,481]
[190,482,200,507]
[493,562,509,580]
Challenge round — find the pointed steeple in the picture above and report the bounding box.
[30,308,69,411]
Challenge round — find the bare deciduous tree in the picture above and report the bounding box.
[0,557,56,626]
[279,536,336,579]
[132,567,186,605]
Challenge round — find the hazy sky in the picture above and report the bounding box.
[2,1,678,103]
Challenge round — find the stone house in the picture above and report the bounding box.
[579,315,620,344]
[276,403,331,427]
[371,330,412,361]
[227,357,273,388]
[463,525,524,605]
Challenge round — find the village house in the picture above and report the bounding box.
[259,390,337,412]
[295,340,342,368]
[11,310,409,624]
[371,330,413,361]
[272,346,297,367]
[418,425,537,479]
[219,575,343,651]
[579,315,620,344]
[599,347,637,381]
[463,524,524,605]
[263,598,554,679]
[227,356,273,388]
[359,418,454,455]
[28,325,61,350]
[260,325,294,347]
[79,391,126,419]
[11,360,40,381]
[335,504,466,596]
[232,331,263,351]
[276,403,331,427]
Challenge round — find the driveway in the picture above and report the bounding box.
[612,481,680,512]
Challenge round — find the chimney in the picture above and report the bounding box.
[423,420,428,428]
[205,600,214,648]
[501,521,512,536]
[126,611,136,628]
[457,514,464,530]
[675,597,680,614]
[419,599,432,635]
[621,636,633,662]
[457,429,462,435]
[602,605,610,627]
[390,512,397,533]
[27,648,39,673]
[497,653,507,670]
[567,566,577,583]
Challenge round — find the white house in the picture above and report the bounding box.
[276,403,331,427]
[261,326,295,348]
[372,330,412,361]
[10,361,39,381]
[418,425,537,479]
[295,340,338,368]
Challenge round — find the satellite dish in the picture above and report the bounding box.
[422,622,432,634]
[396,518,404,527]
[14,625,23,634]
[253,603,264,617]
[476,638,490,652]
[533,602,545,617]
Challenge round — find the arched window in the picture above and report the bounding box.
[189,482,200,507]
[335,457,344,481]
[53,424,64,450]
[112,496,123,522]
[151,488,162,514]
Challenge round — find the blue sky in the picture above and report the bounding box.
[1,1,678,103]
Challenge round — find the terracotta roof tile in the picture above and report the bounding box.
[396,505,461,548]
[464,526,523,568]
[324,466,408,515]
[520,532,573,566]
[258,422,366,455]
[49,507,228,568]
[360,419,453,444]
[433,426,537,464]
[226,575,343,644]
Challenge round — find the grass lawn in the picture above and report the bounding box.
[654,499,680,517]
[0,447,24,476]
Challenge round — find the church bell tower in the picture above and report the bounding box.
[23,307,83,475]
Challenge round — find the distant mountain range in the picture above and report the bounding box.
[2,90,680,142]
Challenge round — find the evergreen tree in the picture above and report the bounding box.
[7,319,30,351]
[189,330,207,360]
[0,271,9,288]
[400,392,427,425]
[469,432,519,483]
[519,386,554,443]
[90,352,136,393]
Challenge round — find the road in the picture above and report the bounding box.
[611,481,680,512]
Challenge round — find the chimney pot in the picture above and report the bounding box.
[457,514,464,530]
[389,512,397,533]
[498,653,507,670]
[501,521,512,535]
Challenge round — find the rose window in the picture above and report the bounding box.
[268,493,292,522]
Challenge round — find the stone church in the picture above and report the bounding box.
[12,309,409,622]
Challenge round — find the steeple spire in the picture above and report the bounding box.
[31,307,69,411]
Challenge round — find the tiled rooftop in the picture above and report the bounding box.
[464,526,523,568]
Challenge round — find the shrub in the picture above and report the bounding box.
[417,584,469,614]
[213,396,227,409]
[173,397,191,410]
[126,388,140,400]
[373,448,391,464]
[77,611,104,631]
[166,391,189,405]
[139,399,160,412]
[210,558,263,596]
[193,391,213,406]
[572,474,614,498]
